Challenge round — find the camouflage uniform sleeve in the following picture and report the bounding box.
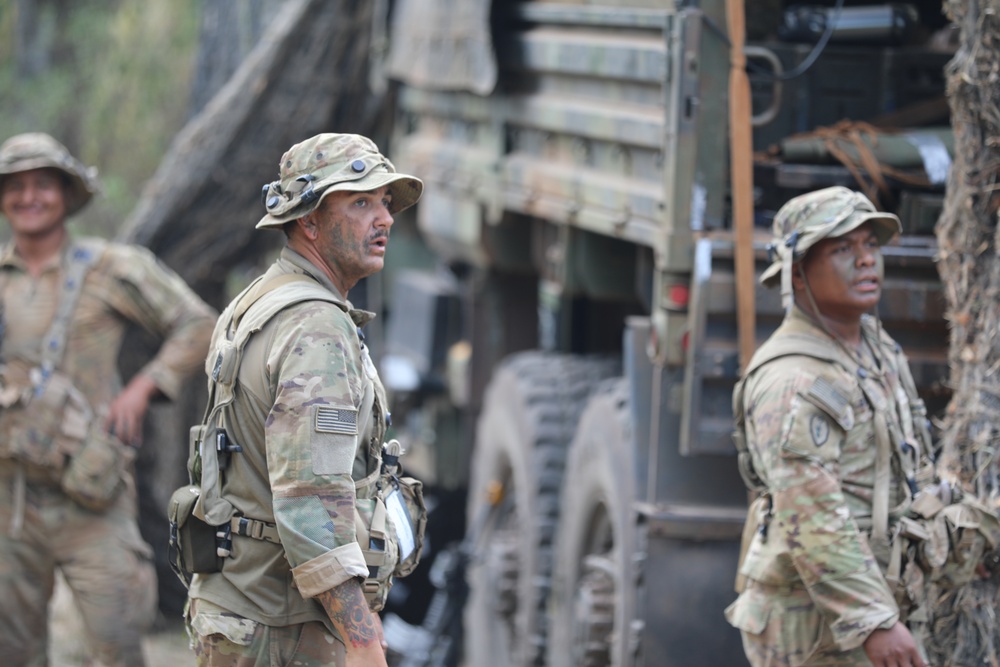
[263,301,370,598]
[747,357,899,651]
[100,243,217,399]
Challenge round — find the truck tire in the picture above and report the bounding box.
[465,352,619,667]
[548,378,637,667]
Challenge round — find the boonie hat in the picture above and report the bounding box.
[257,133,423,229]
[760,186,901,295]
[0,132,100,216]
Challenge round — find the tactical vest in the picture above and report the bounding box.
[178,272,423,610]
[731,320,935,598]
[0,239,133,515]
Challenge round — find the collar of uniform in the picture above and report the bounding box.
[276,246,376,327]
[0,237,72,274]
[784,305,885,367]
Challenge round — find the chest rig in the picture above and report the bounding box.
[732,323,934,592]
[179,271,408,608]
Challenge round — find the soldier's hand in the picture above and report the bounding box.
[863,622,926,667]
[105,374,159,447]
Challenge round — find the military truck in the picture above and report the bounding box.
[373,1,955,665]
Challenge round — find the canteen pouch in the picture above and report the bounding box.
[168,484,221,586]
[61,422,132,512]
[385,475,427,578]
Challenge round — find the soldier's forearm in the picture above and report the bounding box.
[316,578,386,660]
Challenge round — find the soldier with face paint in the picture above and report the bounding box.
[186,133,424,667]
[725,187,934,667]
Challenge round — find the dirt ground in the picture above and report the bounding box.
[49,574,193,667]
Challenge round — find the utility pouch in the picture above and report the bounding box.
[167,484,221,586]
[61,423,132,512]
[356,494,399,612]
[385,475,427,578]
[2,370,89,471]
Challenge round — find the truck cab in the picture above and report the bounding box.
[378,1,951,664]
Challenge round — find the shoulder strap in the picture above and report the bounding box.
[196,272,347,527]
[733,331,848,492]
[36,238,106,390]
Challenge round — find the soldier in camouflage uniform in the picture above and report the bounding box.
[725,187,932,667]
[186,133,423,667]
[0,132,217,666]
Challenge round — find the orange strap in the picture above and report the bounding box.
[727,0,756,372]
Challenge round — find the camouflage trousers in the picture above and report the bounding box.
[0,458,157,667]
[728,580,928,667]
[188,598,347,667]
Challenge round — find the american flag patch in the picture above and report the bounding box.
[315,406,358,435]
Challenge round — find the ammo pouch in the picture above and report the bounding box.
[1,369,90,471]
[0,368,130,512]
[61,422,132,512]
[167,484,222,585]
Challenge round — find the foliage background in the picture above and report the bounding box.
[0,0,201,238]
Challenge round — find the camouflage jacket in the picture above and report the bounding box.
[0,237,216,470]
[189,247,391,634]
[734,305,932,651]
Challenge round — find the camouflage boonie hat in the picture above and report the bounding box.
[257,133,423,229]
[0,132,100,216]
[760,186,900,289]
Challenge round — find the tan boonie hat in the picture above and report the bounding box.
[257,133,423,229]
[760,186,901,299]
[0,132,100,216]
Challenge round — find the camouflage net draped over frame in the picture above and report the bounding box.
[929,1,1000,664]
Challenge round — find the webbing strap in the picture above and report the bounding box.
[229,516,281,544]
[230,273,313,333]
[37,239,105,389]
[871,408,892,546]
[196,272,347,527]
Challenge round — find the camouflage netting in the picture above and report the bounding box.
[929,0,1000,663]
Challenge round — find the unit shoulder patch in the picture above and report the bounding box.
[809,413,831,446]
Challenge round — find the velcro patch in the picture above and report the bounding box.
[315,406,358,435]
[803,375,854,431]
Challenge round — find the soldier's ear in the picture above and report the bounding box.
[791,261,808,292]
[296,213,320,239]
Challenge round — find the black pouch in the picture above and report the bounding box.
[167,484,221,586]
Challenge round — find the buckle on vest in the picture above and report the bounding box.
[234,517,262,540]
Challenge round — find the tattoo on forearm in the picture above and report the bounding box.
[319,581,379,648]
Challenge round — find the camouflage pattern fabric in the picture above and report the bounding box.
[257,133,422,228]
[188,599,347,667]
[0,237,216,665]
[0,465,156,666]
[189,248,392,654]
[726,306,930,665]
